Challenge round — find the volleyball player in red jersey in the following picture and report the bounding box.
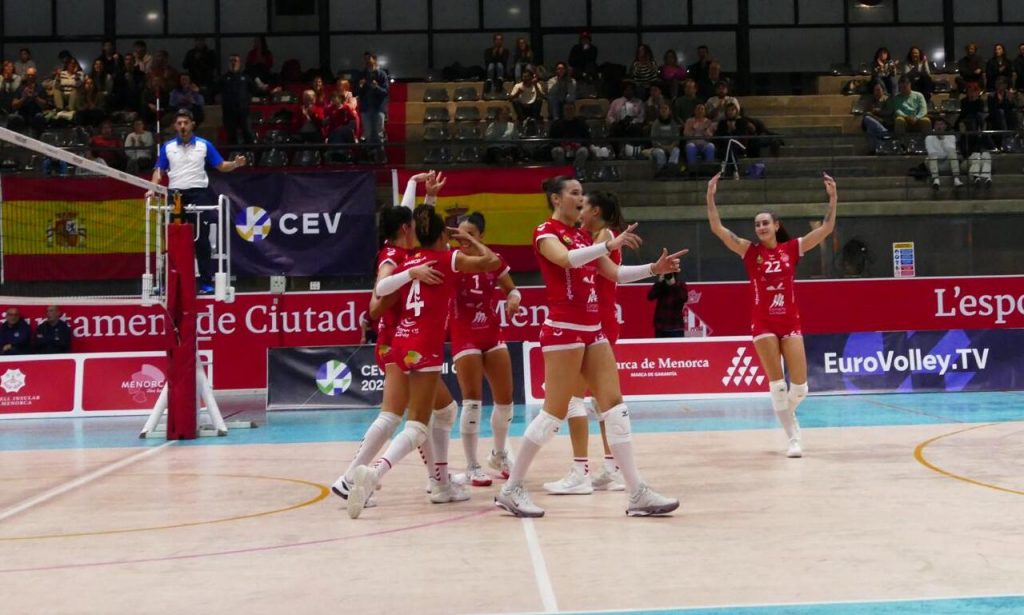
[706,172,838,458]
[348,204,502,519]
[450,212,520,486]
[332,172,458,504]
[545,191,627,495]
[494,176,685,518]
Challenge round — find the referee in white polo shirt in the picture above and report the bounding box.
[148,109,247,293]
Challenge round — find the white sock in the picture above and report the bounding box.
[602,404,642,493]
[770,379,798,439]
[344,412,402,482]
[418,412,437,480]
[508,411,561,484]
[603,454,618,473]
[459,399,482,466]
[573,457,589,476]
[491,403,514,453]
[375,421,429,480]
[432,401,457,484]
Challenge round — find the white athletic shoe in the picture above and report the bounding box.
[346,465,379,519]
[626,484,680,517]
[543,465,594,495]
[592,469,626,491]
[465,464,493,486]
[330,475,351,500]
[430,480,471,504]
[494,481,544,517]
[787,437,803,458]
[487,449,513,479]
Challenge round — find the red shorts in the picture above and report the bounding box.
[539,321,607,352]
[600,313,620,345]
[751,318,803,341]
[451,325,505,361]
[390,336,445,373]
[375,332,395,370]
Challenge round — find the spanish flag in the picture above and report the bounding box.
[1,177,152,282]
[398,167,572,271]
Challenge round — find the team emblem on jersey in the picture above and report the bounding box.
[780,253,790,263]
[562,235,573,246]
[587,289,598,303]
[770,294,786,310]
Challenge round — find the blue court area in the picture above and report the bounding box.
[3,390,1024,452]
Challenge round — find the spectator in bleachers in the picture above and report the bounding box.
[484,33,510,95]
[134,40,153,74]
[0,61,21,113]
[14,48,36,77]
[715,102,756,165]
[546,62,576,122]
[903,47,934,101]
[170,74,205,125]
[296,89,325,143]
[861,82,892,152]
[705,80,739,121]
[629,43,659,98]
[550,102,596,172]
[312,76,330,106]
[688,45,713,97]
[10,67,48,132]
[606,81,645,157]
[890,76,931,135]
[988,77,1019,135]
[648,102,681,176]
[925,117,963,190]
[95,39,119,76]
[324,90,359,144]
[1014,43,1024,91]
[90,120,125,170]
[246,36,274,84]
[671,78,699,123]
[484,107,519,163]
[51,55,83,121]
[509,68,545,124]
[956,81,995,179]
[337,79,361,138]
[356,52,389,145]
[957,43,985,92]
[124,118,155,173]
[647,272,688,337]
[76,77,107,126]
[89,59,114,97]
[683,103,716,169]
[512,37,534,82]
[33,305,71,353]
[645,83,668,125]
[871,47,898,96]
[219,53,269,145]
[141,75,169,126]
[660,50,687,98]
[1,307,31,355]
[110,53,145,114]
[568,31,599,82]
[699,61,726,100]
[183,37,219,91]
[986,44,1012,92]
[148,50,179,91]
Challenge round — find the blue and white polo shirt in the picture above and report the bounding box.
[155,135,225,190]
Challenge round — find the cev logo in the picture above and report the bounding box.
[316,360,352,396]
[235,206,272,242]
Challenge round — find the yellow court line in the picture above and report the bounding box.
[914,423,1024,497]
[0,473,330,542]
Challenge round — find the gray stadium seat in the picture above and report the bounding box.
[423,146,453,164]
[423,106,451,123]
[423,87,449,103]
[423,124,451,141]
[259,148,289,167]
[455,124,483,140]
[454,106,481,123]
[455,146,483,163]
[453,86,479,102]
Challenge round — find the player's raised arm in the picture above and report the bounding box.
[799,173,838,253]
[706,172,751,257]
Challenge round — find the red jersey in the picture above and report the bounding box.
[392,248,460,351]
[595,229,621,319]
[533,218,601,328]
[742,238,802,323]
[452,254,509,332]
[375,243,408,342]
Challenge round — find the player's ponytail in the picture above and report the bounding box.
[378,205,413,248]
[542,175,575,210]
[585,190,625,231]
[413,203,445,246]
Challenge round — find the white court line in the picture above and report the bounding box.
[0,441,175,524]
[521,517,558,613]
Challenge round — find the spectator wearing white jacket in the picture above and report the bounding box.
[924,117,963,189]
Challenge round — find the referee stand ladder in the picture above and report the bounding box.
[141,192,254,439]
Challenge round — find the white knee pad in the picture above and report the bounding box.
[566,396,588,420]
[523,411,561,447]
[491,403,513,425]
[787,382,808,412]
[459,399,482,434]
[769,379,789,414]
[403,420,429,447]
[376,411,402,435]
[600,403,632,446]
[433,401,457,431]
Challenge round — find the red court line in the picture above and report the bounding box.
[0,506,494,575]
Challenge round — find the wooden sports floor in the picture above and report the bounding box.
[2,391,1023,615]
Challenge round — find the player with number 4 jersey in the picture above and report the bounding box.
[707,171,838,459]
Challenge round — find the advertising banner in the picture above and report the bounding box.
[213,171,376,277]
[0,357,77,413]
[805,329,1024,394]
[267,342,526,410]
[81,355,167,411]
[11,275,1024,390]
